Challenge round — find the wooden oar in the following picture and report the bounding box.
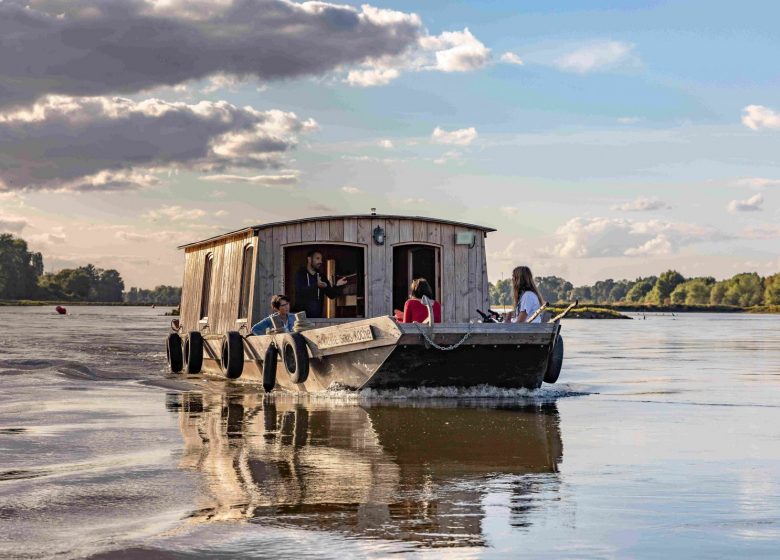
[526,302,549,323]
[548,300,578,323]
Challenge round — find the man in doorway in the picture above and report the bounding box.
[294,249,347,318]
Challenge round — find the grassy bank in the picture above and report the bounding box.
[547,306,632,319]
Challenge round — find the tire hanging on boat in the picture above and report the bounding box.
[544,335,564,384]
[262,343,278,392]
[220,331,244,379]
[166,332,183,374]
[183,331,203,374]
[281,332,309,384]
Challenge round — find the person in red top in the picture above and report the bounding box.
[398,278,442,324]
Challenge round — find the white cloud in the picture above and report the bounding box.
[403,197,426,204]
[618,116,642,124]
[346,27,491,87]
[200,173,299,186]
[433,151,462,165]
[0,215,29,233]
[611,196,670,212]
[735,177,780,188]
[741,105,780,130]
[431,126,477,146]
[143,205,207,222]
[554,41,635,74]
[728,193,764,213]
[421,28,492,72]
[549,217,718,258]
[500,206,519,215]
[500,52,524,65]
[341,186,362,194]
[0,96,316,191]
[378,139,394,149]
[346,67,400,87]
[215,210,228,217]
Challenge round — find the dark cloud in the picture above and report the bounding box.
[0,0,422,107]
[0,96,316,191]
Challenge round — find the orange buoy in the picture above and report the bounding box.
[55,306,67,315]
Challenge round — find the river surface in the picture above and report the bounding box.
[1,307,779,559]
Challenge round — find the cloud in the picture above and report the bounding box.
[215,210,228,217]
[0,215,29,233]
[741,105,780,130]
[548,217,718,258]
[500,52,524,65]
[554,41,635,74]
[27,232,66,245]
[728,193,764,213]
[618,116,642,124]
[500,206,519,215]
[143,205,207,222]
[200,173,299,186]
[433,151,462,165]
[0,96,316,191]
[403,197,426,204]
[735,177,780,188]
[0,0,425,106]
[431,126,477,146]
[341,186,362,194]
[741,224,780,239]
[420,28,491,72]
[611,196,670,212]
[378,139,394,149]
[346,27,491,86]
[308,203,336,213]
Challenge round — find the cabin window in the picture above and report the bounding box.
[200,253,213,320]
[284,244,365,318]
[237,244,254,320]
[393,244,441,312]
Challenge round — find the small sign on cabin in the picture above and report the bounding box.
[312,325,374,349]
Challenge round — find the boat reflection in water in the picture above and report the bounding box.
[166,392,563,548]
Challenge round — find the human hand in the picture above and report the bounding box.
[336,277,348,287]
[317,280,328,289]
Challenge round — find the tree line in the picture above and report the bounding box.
[490,270,780,307]
[0,233,180,304]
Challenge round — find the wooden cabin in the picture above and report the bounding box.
[178,214,495,335]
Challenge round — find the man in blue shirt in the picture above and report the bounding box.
[251,294,295,335]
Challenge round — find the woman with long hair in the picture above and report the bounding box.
[504,266,544,323]
[398,278,442,324]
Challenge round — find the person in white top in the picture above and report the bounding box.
[503,266,544,324]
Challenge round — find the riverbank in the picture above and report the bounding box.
[0,300,177,307]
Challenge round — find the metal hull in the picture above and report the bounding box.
[197,317,561,391]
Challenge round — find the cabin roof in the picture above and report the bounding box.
[178,214,496,249]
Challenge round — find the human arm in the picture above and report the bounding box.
[402,300,414,323]
[250,316,273,335]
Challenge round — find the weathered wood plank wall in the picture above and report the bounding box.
[180,231,256,334]
[181,218,490,331]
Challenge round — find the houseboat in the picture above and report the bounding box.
[164,213,569,391]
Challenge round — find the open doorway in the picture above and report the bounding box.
[284,244,365,318]
[393,244,440,312]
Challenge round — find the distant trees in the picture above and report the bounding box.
[124,286,181,305]
[0,234,43,299]
[37,264,125,302]
[489,268,780,308]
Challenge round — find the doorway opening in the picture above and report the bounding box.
[284,244,365,318]
[392,244,440,312]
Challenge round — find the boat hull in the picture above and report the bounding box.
[195,317,561,391]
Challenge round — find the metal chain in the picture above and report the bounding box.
[412,321,473,351]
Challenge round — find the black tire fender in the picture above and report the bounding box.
[262,343,278,392]
[221,331,244,379]
[544,335,564,384]
[166,332,183,374]
[281,332,309,384]
[183,331,203,374]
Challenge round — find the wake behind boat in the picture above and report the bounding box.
[163,213,570,391]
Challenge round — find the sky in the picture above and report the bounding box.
[0,0,779,288]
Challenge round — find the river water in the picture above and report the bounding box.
[1,307,779,559]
